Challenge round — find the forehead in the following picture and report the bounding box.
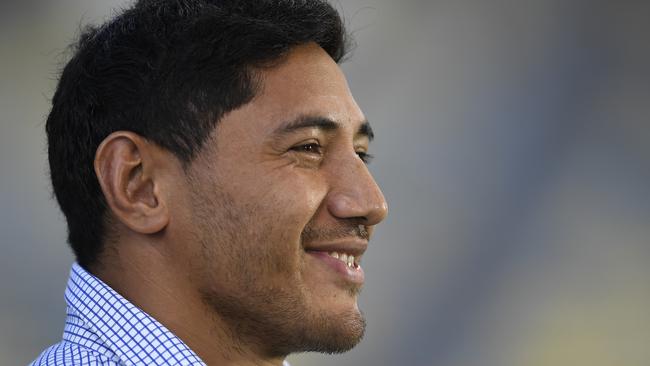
[236,43,365,135]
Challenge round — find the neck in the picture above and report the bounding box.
[91,237,286,366]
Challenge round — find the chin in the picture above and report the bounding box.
[199,269,367,356]
[321,315,366,354]
[293,307,367,355]
[290,283,367,353]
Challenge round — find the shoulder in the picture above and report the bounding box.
[29,341,120,366]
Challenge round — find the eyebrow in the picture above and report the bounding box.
[273,115,374,141]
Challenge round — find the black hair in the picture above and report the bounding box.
[47,0,350,268]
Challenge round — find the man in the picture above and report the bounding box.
[31,0,387,365]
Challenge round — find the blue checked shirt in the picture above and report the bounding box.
[30,263,291,366]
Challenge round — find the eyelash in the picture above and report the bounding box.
[357,151,374,164]
[293,143,322,155]
[291,143,373,164]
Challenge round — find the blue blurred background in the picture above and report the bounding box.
[1,0,649,365]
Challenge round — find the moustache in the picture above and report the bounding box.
[300,222,369,244]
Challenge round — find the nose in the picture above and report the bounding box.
[326,155,388,226]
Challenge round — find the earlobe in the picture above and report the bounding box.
[95,132,170,235]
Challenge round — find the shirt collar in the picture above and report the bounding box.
[64,263,206,366]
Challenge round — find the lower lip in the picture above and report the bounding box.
[306,251,365,285]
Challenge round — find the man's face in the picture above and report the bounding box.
[171,43,387,355]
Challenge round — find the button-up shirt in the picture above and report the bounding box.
[29,263,290,366]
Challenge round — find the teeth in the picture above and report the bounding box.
[327,251,357,268]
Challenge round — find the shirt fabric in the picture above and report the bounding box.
[30,263,291,366]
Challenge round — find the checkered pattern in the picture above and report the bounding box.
[30,263,290,366]
[30,263,205,365]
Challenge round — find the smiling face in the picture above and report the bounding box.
[171,43,388,356]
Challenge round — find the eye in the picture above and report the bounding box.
[291,142,322,155]
[357,151,374,164]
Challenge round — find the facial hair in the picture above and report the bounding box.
[188,183,366,358]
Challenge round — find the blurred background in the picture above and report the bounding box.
[1,0,649,365]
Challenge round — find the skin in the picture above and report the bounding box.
[92,43,388,366]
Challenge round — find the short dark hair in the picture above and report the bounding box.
[47,0,350,268]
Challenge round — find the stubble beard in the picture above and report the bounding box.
[189,184,366,358]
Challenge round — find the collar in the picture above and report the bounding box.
[63,263,206,366]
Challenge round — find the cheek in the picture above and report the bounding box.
[261,175,327,231]
[250,176,327,267]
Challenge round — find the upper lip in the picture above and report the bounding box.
[304,239,368,259]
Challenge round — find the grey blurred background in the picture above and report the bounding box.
[2,0,649,365]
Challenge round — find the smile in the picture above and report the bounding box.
[306,250,365,285]
[326,252,359,269]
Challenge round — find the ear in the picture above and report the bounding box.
[94,131,170,235]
